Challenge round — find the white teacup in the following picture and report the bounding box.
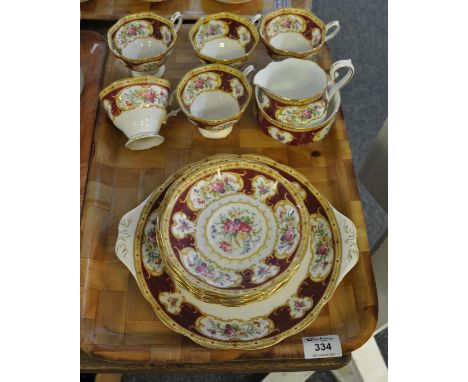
[99,77,178,150]
[107,12,183,77]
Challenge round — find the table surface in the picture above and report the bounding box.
[80,24,377,373]
[80,0,313,21]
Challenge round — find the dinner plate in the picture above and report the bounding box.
[156,160,310,305]
[115,154,359,350]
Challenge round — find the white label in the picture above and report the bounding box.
[302,335,342,359]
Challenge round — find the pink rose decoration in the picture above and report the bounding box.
[319,244,329,256]
[281,19,292,28]
[195,263,208,275]
[223,220,235,233]
[301,109,312,119]
[146,90,156,102]
[194,78,204,89]
[224,324,236,337]
[219,241,232,252]
[284,228,294,241]
[239,222,252,233]
[128,25,137,35]
[212,181,225,192]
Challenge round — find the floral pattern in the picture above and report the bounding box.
[171,212,196,239]
[188,172,243,211]
[159,290,183,315]
[197,316,272,341]
[251,175,277,201]
[275,101,326,126]
[182,72,222,106]
[275,201,301,258]
[237,26,251,46]
[312,120,334,142]
[132,60,164,72]
[309,213,334,281]
[251,263,279,284]
[114,20,153,50]
[259,93,271,110]
[194,20,228,49]
[268,126,294,144]
[266,15,306,40]
[142,211,164,276]
[116,85,169,111]
[287,295,313,318]
[209,206,262,256]
[230,78,244,99]
[180,248,241,288]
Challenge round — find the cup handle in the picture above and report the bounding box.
[242,65,256,82]
[170,11,183,33]
[327,59,354,102]
[325,21,340,42]
[250,14,262,29]
[164,91,180,122]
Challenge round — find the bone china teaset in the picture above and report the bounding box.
[102,9,360,350]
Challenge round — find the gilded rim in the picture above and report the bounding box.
[133,153,342,350]
[99,76,171,101]
[107,12,179,65]
[259,7,327,59]
[188,12,260,65]
[255,86,340,132]
[176,64,252,126]
[156,160,310,305]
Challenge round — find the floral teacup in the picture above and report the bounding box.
[258,8,340,60]
[176,64,254,139]
[189,12,260,67]
[99,77,178,150]
[253,58,353,126]
[107,12,183,77]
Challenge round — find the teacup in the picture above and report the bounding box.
[176,64,254,139]
[253,58,353,126]
[258,8,339,60]
[107,12,183,77]
[189,12,260,67]
[255,86,342,145]
[99,77,178,150]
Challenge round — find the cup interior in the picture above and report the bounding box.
[177,67,251,123]
[261,10,324,54]
[254,59,327,100]
[191,15,258,61]
[111,17,175,60]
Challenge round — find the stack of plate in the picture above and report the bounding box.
[116,154,359,350]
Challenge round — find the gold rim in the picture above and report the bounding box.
[156,160,310,305]
[188,12,260,65]
[176,64,252,126]
[107,12,179,65]
[255,87,339,132]
[99,76,171,100]
[259,8,327,59]
[133,153,343,350]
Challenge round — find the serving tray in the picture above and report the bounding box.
[80,31,108,212]
[80,0,313,21]
[80,24,377,371]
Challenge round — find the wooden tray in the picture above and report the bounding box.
[80,24,377,372]
[80,0,313,21]
[80,31,108,212]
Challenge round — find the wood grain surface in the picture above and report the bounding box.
[80,25,377,372]
[81,31,108,212]
[80,0,313,21]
